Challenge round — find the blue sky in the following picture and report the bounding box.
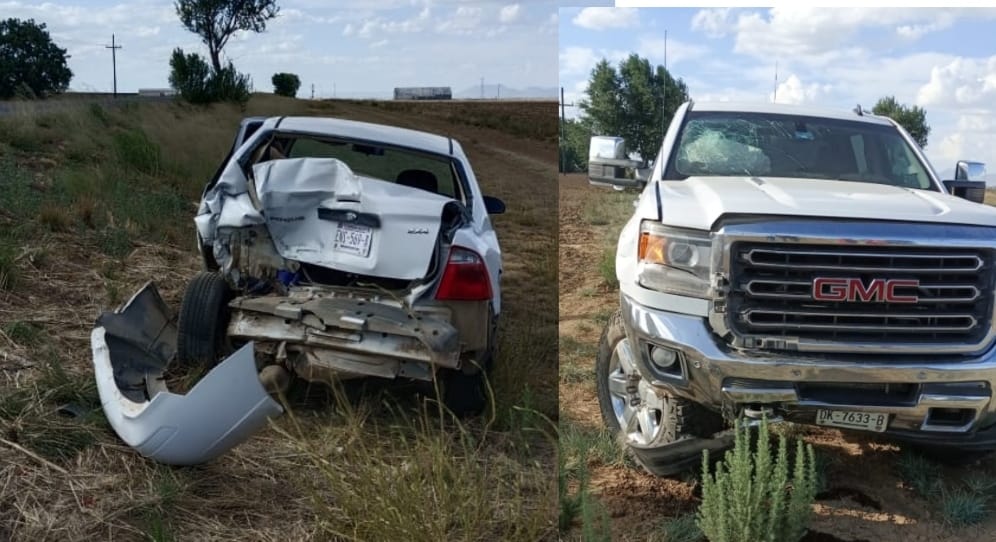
[0,0,596,99]
[559,7,996,179]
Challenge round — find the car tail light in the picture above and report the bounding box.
[435,246,492,301]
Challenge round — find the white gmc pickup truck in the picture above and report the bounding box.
[591,101,996,475]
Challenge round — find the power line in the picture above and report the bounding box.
[105,34,122,97]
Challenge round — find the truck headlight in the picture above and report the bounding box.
[637,222,712,299]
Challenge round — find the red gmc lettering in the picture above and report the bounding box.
[812,278,919,303]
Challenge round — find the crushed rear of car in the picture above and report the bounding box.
[91,116,504,464]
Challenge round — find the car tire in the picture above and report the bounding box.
[596,310,724,449]
[440,311,497,417]
[177,271,233,368]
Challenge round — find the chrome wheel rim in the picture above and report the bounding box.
[607,338,664,445]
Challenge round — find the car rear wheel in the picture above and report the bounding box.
[177,271,234,368]
[440,311,497,417]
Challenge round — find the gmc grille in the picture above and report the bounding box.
[727,242,995,351]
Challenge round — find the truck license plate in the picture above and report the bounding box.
[333,223,372,257]
[816,410,888,432]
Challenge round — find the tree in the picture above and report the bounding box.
[872,96,930,148]
[0,18,72,99]
[579,53,689,162]
[169,47,251,105]
[559,118,592,173]
[271,72,300,98]
[175,0,280,73]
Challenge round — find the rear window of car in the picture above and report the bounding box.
[664,111,935,190]
[283,137,461,199]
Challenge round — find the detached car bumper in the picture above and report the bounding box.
[620,292,996,451]
[91,283,283,465]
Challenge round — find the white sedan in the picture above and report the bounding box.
[91,116,505,464]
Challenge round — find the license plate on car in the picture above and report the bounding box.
[333,222,372,257]
[816,410,888,432]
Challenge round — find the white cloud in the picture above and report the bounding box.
[572,7,639,30]
[435,5,482,34]
[917,56,996,109]
[559,46,628,78]
[726,8,996,63]
[691,8,731,38]
[499,4,521,24]
[770,74,831,105]
[346,6,430,39]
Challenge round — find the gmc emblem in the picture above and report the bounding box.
[812,277,920,303]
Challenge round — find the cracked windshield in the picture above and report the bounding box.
[670,112,933,189]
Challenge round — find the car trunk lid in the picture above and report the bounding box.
[250,158,455,281]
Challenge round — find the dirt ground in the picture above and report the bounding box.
[0,97,558,540]
[558,173,996,541]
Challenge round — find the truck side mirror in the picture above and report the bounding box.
[942,180,986,204]
[588,136,644,190]
[944,160,987,203]
[955,160,986,181]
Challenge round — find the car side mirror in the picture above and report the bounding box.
[955,160,986,181]
[942,180,986,204]
[483,195,505,214]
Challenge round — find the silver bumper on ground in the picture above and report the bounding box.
[620,293,996,439]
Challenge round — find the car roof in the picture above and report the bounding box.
[690,101,894,126]
[267,116,453,155]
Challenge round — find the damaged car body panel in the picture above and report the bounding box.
[91,283,283,465]
[93,115,504,463]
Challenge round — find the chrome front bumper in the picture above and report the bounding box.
[621,293,996,448]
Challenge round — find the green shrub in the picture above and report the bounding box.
[659,514,703,542]
[169,48,251,106]
[272,72,301,97]
[697,417,818,542]
[941,488,988,527]
[559,454,611,540]
[98,226,132,259]
[598,246,617,289]
[0,238,17,291]
[113,129,161,175]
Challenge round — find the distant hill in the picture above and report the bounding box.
[453,84,557,100]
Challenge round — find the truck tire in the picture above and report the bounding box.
[176,272,233,368]
[596,310,724,447]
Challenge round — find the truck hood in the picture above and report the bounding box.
[658,176,996,230]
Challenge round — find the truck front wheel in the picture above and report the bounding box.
[595,311,724,450]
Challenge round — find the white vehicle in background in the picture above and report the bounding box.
[91,116,506,465]
[592,100,996,475]
[588,135,646,190]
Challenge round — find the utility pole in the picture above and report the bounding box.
[559,87,576,175]
[105,34,122,97]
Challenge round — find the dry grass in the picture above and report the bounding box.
[0,94,558,540]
